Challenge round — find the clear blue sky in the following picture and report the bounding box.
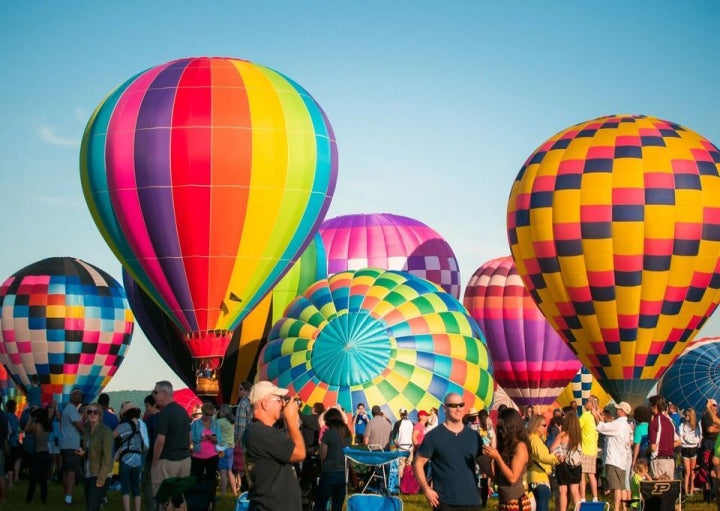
[1,2,719,391]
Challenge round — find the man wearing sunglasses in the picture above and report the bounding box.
[150,381,191,499]
[413,393,484,510]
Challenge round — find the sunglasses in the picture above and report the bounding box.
[87,410,100,415]
[444,402,465,409]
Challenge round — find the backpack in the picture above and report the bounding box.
[116,421,147,466]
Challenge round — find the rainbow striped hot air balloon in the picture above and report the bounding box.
[258,268,493,419]
[0,258,134,404]
[507,114,720,405]
[80,57,338,395]
[123,233,328,402]
[464,256,582,408]
[320,213,461,298]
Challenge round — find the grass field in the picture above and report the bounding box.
[4,478,716,510]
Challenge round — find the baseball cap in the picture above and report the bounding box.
[248,381,289,405]
[617,402,632,415]
[417,410,429,418]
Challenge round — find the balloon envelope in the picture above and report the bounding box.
[172,387,201,418]
[258,268,493,420]
[124,234,327,402]
[320,213,461,298]
[0,257,134,404]
[658,337,720,415]
[507,114,720,405]
[464,256,581,407]
[555,366,612,411]
[80,57,338,384]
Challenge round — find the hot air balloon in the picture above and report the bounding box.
[224,233,328,401]
[257,268,493,419]
[658,337,720,415]
[123,234,328,401]
[320,213,461,298]
[0,257,134,404]
[555,367,612,410]
[80,57,338,396]
[464,256,582,408]
[172,387,203,418]
[507,114,720,405]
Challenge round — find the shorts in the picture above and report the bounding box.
[581,454,596,474]
[605,465,628,490]
[681,447,698,459]
[555,462,582,485]
[233,445,244,472]
[217,447,234,471]
[61,449,83,476]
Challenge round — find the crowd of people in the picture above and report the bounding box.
[1,384,720,511]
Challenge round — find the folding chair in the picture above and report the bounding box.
[576,502,609,511]
[640,480,682,511]
[343,447,410,495]
[346,493,403,510]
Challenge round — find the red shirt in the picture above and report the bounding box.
[648,414,675,457]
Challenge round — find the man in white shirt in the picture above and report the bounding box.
[394,408,414,480]
[596,402,633,511]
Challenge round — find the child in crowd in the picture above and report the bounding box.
[629,459,652,510]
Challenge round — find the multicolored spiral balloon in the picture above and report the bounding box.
[464,256,581,407]
[507,114,720,405]
[320,213,461,298]
[658,337,720,415]
[80,57,338,394]
[257,268,493,419]
[0,257,134,404]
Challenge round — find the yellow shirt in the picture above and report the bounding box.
[528,433,557,484]
[579,411,598,456]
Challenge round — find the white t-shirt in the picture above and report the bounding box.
[396,419,414,451]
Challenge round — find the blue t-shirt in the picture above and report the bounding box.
[634,422,649,454]
[418,424,482,506]
[354,413,369,435]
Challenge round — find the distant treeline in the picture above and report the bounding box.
[103,390,152,412]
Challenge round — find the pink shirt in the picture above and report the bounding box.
[413,422,426,447]
[196,427,218,459]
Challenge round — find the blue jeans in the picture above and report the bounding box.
[84,476,108,511]
[533,482,551,511]
[315,471,346,511]
[119,461,143,497]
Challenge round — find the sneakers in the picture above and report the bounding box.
[64,495,73,505]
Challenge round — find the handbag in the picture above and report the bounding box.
[565,448,582,467]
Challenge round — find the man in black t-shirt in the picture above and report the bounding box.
[150,381,191,498]
[244,381,305,511]
[414,393,483,509]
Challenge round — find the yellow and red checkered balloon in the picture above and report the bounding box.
[507,114,720,405]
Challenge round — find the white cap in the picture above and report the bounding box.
[248,381,289,405]
[617,402,632,415]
